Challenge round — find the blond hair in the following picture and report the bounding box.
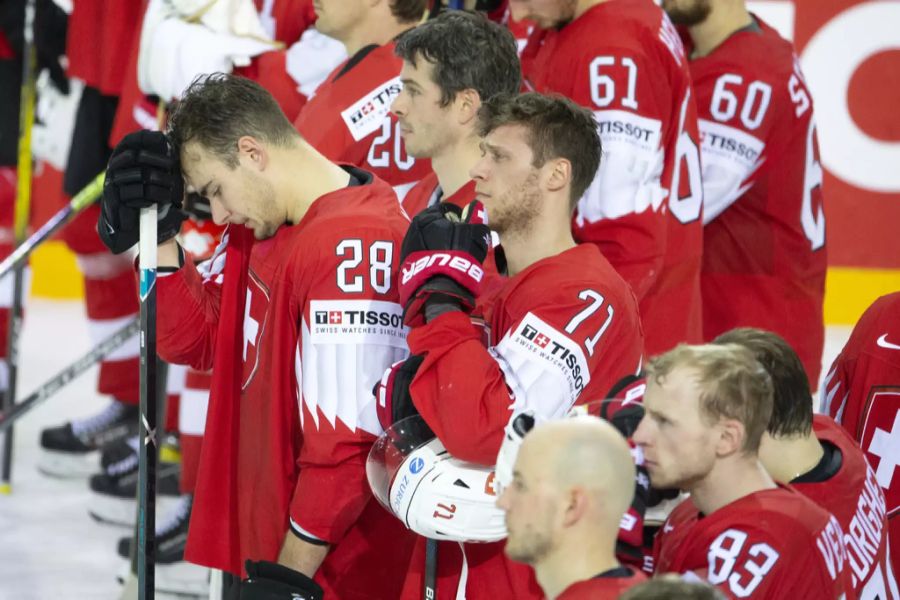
[646,344,773,453]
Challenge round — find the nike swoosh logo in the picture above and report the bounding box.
[877,334,900,350]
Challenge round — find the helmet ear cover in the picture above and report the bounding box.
[367,416,508,543]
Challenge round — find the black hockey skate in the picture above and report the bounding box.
[38,400,138,478]
[88,434,182,526]
[116,494,210,596]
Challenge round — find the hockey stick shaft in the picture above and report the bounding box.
[0,317,139,432]
[1,0,38,490]
[0,172,104,283]
[137,205,158,599]
[424,538,438,600]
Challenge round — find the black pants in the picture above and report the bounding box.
[63,85,118,196]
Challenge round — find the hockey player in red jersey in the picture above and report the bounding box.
[37,0,144,477]
[717,327,899,598]
[381,92,643,598]
[633,343,853,597]
[516,0,703,357]
[293,0,432,199]
[98,74,415,598]
[825,291,900,576]
[663,0,827,386]
[392,10,520,218]
[497,417,647,599]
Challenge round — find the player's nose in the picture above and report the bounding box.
[391,90,407,118]
[469,156,489,182]
[209,197,230,226]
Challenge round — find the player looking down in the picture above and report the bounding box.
[98,73,413,598]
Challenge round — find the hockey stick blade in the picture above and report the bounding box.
[0,317,139,432]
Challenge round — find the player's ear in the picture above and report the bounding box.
[562,486,588,528]
[237,135,267,171]
[716,418,745,457]
[456,89,482,127]
[544,157,571,197]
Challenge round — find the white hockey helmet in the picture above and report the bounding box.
[366,415,507,543]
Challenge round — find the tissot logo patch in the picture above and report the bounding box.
[308,299,408,348]
[341,77,403,141]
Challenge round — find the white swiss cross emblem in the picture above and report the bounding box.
[241,272,270,390]
[870,411,900,489]
[329,311,343,324]
[861,388,900,516]
[534,333,551,348]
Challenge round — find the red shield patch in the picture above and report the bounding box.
[241,271,271,390]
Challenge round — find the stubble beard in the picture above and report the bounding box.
[488,171,542,241]
[505,525,554,566]
[663,0,712,26]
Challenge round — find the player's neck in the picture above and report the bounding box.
[342,18,417,56]
[691,457,776,515]
[534,538,619,600]
[688,4,754,58]
[283,145,351,224]
[432,135,481,199]
[764,434,825,483]
[574,0,615,21]
[502,216,576,276]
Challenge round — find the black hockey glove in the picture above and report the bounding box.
[240,560,323,600]
[98,130,187,254]
[399,200,490,327]
[374,354,424,431]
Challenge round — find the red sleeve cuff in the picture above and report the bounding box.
[289,460,372,544]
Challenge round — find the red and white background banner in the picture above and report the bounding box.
[749,0,900,323]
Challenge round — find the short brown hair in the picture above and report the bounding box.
[477,92,601,210]
[395,11,521,107]
[646,344,774,454]
[168,73,299,168]
[391,0,428,23]
[713,328,813,437]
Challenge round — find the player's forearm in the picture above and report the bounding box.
[157,259,219,370]
[278,533,330,578]
[408,312,512,464]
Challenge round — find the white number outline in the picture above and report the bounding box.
[337,239,394,294]
[368,120,415,171]
[564,290,614,357]
[707,528,780,598]
[589,55,639,110]
[710,74,772,131]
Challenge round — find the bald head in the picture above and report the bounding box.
[520,416,636,525]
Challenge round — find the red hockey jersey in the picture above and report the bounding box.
[400,243,644,598]
[157,170,416,597]
[66,0,143,96]
[791,415,899,598]
[401,172,476,217]
[293,42,431,197]
[688,16,827,386]
[556,567,647,599]
[520,0,703,356]
[825,291,900,575]
[654,486,853,598]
